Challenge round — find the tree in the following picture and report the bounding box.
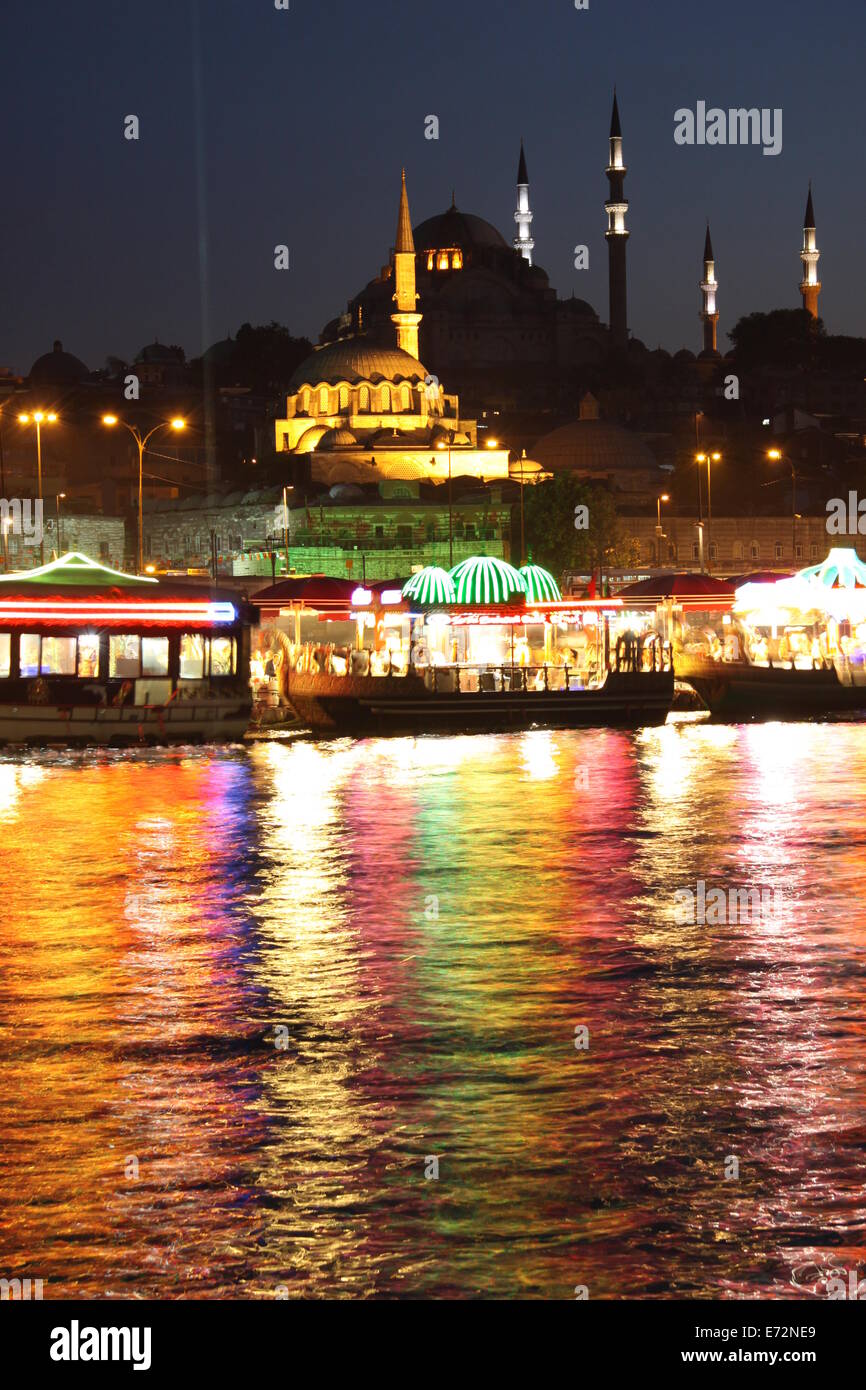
[523,473,634,578]
[728,309,824,370]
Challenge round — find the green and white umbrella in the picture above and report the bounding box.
[449,555,527,605]
[402,566,457,605]
[519,563,561,603]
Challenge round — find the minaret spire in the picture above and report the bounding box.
[514,139,534,265]
[700,221,719,355]
[605,89,629,353]
[800,182,821,319]
[391,169,422,358]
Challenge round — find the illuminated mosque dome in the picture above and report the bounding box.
[288,340,428,392]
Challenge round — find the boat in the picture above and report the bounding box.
[251,559,674,734]
[0,552,252,745]
[674,549,866,720]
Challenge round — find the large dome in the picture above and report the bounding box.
[533,404,657,477]
[289,339,427,390]
[28,339,90,386]
[414,206,508,253]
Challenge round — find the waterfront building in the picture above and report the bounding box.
[143,479,512,581]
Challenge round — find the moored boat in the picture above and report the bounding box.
[0,552,252,745]
[251,557,674,734]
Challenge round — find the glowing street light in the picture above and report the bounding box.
[696,451,721,570]
[655,492,670,567]
[103,415,186,572]
[436,437,454,567]
[18,410,58,563]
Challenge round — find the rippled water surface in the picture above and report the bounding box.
[1,723,866,1299]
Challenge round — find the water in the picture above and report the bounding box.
[1,722,865,1299]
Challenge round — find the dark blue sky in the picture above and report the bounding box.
[2,0,863,375]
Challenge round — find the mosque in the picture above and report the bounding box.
[274,171,511,487]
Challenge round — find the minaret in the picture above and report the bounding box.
[605,90,629,353]
[391,169,422,358]
[514,139,534,265]
[700,223,719,355]
[800,183,821,319]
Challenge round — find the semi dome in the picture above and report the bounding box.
[295,425,330,453]
[317,427,358,450]
[450,555,526,605]
[414,206,508,253]
[289,339,427,390]
[28,339,89,386]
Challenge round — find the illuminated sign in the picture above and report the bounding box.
[0,600,237,625]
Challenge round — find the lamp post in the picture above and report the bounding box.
[656,492,670,567]
[768,449,797,563]
[18,410,58,564]
[102,415,186,572]
[282,485,292,575]
[437,436,454,567]
[696,451,721,570]
[56,492,66,557]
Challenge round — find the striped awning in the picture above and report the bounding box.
[402,566,457,605]
[519,564,561,602]
[449,556,527,605]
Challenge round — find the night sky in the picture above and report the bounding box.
[3,0,863,375]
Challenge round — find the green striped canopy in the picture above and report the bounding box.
[402,566,457,605]
[449,555,527,605]
[519,563,561,603]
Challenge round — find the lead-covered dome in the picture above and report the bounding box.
[289,339,428,390]
[414,207,508,253]
[28,339,90,386]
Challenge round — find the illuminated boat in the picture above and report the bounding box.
[0,553,252,745]
[251,558,674,734]
[658,550,866,720]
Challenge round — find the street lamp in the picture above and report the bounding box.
[102,414,186,572]
[656,492,670,567]
[695,451,721,569]
[56,492,66,556]
[436,436,454,567]
[768,448,797,563]
[18,410,58,564]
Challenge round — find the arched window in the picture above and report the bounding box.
[438,252,449,271]
[733,541,744,562]
[452,250,463,269]
[750,542,759,561]
[339,385,349,410]
[400,385,411,410]
[359,386,370,412]
[319,387,330,413]
[381,387,391,411]
[427,252,434,271]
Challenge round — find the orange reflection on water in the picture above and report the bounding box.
[0,727,865,1299]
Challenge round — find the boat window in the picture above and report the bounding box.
[0,633,10,678]
[209,636,236,676]
[77,634,100,678]
[41,636,77,676]
[109,634,141,678]
[20,634,40,678]
[180,633,205,679]
[142,636,169,677]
